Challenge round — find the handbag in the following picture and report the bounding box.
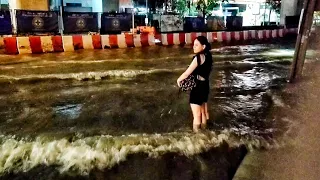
[179,54,201,92]
[179,74,197,92]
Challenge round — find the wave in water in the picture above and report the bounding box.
[0,128,275,176]
[0,69,184,81]
[0,131,241,175]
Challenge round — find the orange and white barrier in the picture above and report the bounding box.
[101,34,154,49]
[185,32,207,44]
[4,37,18,54]
[0,37,4,49]
[286,28,298,34]
[2,28,298,54]
[207,32,217,43]
[161,33,186,45]
[0,35,12,49]
[4,35,103,54]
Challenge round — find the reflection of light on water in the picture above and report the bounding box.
[231,68,277,90]
[262,49,295,57]
[212,44,272,56]
[53,104,83,120]
[220,93,264,120]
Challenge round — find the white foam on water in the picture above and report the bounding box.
[0,131,247,175]
[0,69,184,81]
[38,56,192,64]
[262,49,295,57]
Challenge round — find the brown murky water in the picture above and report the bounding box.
[0,39,306,179]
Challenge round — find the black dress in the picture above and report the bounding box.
[189,52,213,105]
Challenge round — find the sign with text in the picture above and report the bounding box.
[285,16,300,28]
[184,17,205,32]
[0,11,12,35]
[134,15,146,26]
[16,10,58,33]
[207,16,225,31]
[101,13,132,34]
[226,16,243,30]
[160,15,183,32]
[63,12,98,33]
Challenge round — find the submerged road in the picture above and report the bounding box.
[1,40,315,178]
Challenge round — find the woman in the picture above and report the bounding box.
[177,36,213,132]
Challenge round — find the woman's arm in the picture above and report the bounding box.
[177,57,198,86]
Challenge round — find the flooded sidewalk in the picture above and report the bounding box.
[233,60,320,180]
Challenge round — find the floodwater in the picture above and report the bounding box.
[0,39,301,179]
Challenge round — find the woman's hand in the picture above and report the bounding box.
[177,57,198,87]
[177,78,182,87]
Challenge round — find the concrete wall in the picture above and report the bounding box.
[92,0,103,12]
[64,7,92,12]
[103,0,119,12]
[63,0,91,7]
[280,0,299,25]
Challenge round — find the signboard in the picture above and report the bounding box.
[0,11,12,35]
[184,17,205,32]
[152,14,160,30]
[160,15,183,32]
[63,12,98,33]
[135,15,146,26]
[101,13,132,34]
[285,16,300,28]
[16,10,58,33]
[207,16,225,31]
[226,16,243,30]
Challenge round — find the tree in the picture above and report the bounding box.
[174,0,187,14]
[195,0,220,18]
[266,0,281,13]
[266,0,281,24]
[149,0,166,13]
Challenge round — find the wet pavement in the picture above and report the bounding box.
[0,38,314,178]
[233,59,320,180]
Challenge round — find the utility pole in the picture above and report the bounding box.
[59,0,64,35]
[289,0,317,82]
[146,0,148,25]
[61,0,64,12]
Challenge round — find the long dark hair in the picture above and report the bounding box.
[196,36,211,53]
[196,36,213,71]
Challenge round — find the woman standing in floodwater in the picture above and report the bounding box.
[177,36,213,132]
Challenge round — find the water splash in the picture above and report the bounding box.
[0,69,184,81]
[0,128,275,176]
[0,132,237,175]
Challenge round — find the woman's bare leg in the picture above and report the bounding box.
[201,104,207,129]
[204,103,209,120]
[190,104,201,132]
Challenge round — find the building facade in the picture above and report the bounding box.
[1,0,304,26]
